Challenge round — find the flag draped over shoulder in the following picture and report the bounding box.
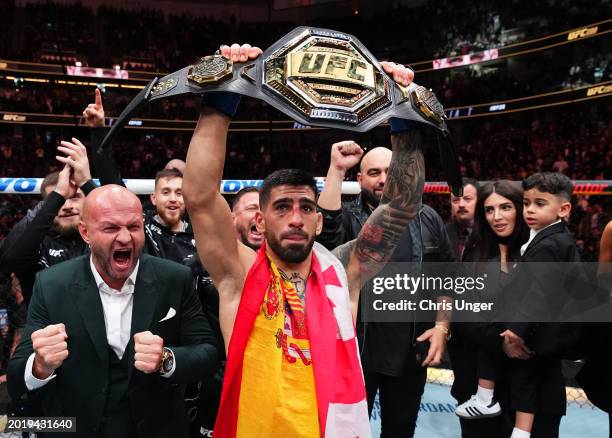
[214,241,370,438]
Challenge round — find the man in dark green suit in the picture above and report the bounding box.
[8,184,220,437]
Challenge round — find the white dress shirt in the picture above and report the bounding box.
[520,219,561,256]
[90,257,138,359]
[25,257,174,390]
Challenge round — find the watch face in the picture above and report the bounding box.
[163,355,174,373]
[161,348,174,373]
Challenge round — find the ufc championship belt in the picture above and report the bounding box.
[100,27,463,196]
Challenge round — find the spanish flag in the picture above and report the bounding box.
[214,242,370,437]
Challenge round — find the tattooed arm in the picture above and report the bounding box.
[345,127,425,318]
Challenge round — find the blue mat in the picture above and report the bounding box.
[370,383,608,437]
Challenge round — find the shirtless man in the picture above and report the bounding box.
[183,43,423,438]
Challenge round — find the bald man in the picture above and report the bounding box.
[8,185,220,438]
[317,141,455,437]
[317,142,392,249]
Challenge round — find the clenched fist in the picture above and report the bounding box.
[32,323,69,379]
[330,141,364,174]
[133,331,164,374]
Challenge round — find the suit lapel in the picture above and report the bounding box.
[524,222,566,256]
[127,255,159,382]
[71,256,109,370]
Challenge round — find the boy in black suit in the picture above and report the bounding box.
[501,172,578,438]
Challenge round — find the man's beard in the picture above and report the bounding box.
[266,230,315,264]
[52,222,80,239]
[90,242,141,281]
[361,186,381,209]
[91,245,118,280]
[157,209,183,230]
[453,208,473,227]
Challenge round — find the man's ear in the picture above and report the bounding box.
[78,220,91,244]
[357,172,362,184]
[255,210,265,234]
[315,211,323,236]
[150,192,157,206]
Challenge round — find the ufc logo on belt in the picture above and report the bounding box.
[288,51,375,88]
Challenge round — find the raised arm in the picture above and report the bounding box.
[347,126,425,306]
[183,107,250,285]
[182,44,262,349]
[83,88,125,186]
[316,141,363,250]
[0,166,78,299]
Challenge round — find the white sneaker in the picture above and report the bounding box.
[455,395,502,419]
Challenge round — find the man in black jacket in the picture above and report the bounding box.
[446,177,478,261]
[317,140,454,438]
[143,168,198,265]
[0,139,97,305]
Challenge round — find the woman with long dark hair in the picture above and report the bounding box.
[453,180,530,437]
[463,180,529,265]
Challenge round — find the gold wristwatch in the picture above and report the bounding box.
[159,347,174,375]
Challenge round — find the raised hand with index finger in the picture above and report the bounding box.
[82,88,105,128]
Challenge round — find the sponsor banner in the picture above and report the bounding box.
[433,49,499,70]
[66,65,129,79]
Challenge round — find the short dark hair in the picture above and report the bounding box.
[40,171,60,199]
[462,177,479,191]
[154,168,182,187]
[232,186,260,211]
[259,169,318,210]
[522,172,573,201]
[451,177,479,198]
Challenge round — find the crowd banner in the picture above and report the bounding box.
[0,178,611,196]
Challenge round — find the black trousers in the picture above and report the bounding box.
[477,345,502,382]
[188,368,224,438]
[365,369,427,438]
[531,413,562,438]
[458,416,505,438]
